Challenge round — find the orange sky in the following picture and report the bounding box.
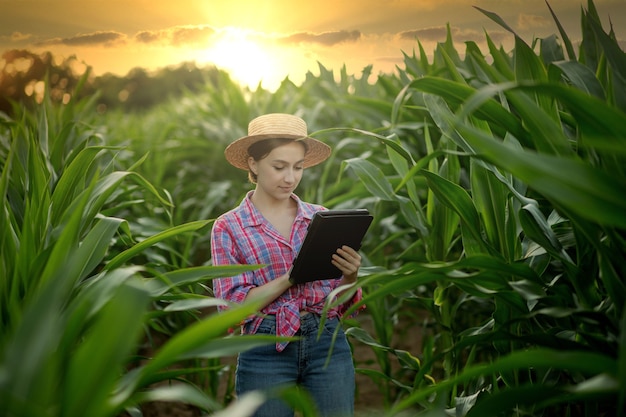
[1,0,625,90]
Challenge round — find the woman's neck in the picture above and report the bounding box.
[250,190,298,240]
[250,189,295,213]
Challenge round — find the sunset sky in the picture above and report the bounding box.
[2,0,625,90]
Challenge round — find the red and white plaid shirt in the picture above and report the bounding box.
[210,191,363,351]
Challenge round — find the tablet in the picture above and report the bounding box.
[289,209,373,284]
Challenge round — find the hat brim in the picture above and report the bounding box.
[225,134,331,170]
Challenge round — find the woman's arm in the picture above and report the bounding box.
[247,245,362,312]
[244,271,292,308]
[244,243,362,309]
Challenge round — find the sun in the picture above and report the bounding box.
[202,28,280,90]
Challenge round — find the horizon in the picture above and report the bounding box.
[2,1,625,91]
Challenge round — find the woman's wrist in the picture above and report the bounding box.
[340,276,357,286]
[286,267,295,286]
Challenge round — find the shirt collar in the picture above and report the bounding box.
[240,191,312,228]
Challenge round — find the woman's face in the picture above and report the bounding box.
[248,141,306,202]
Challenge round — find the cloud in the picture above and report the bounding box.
[398,26,510,44]
[375,55,404,64]
[135,25,216,46]
[0,31,32,44]
[280,30,361,46]
[517,13,550,30]
[10,32,32,42]
[37,31,126,47]
[399,26,448,41]
[4,24,359,53]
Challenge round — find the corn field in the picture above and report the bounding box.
[1,2,625,416]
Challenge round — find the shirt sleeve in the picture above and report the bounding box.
[210,217,256,312]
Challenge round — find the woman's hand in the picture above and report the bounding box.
[332,245,362,283]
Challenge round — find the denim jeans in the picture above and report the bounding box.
[236,313,355,417]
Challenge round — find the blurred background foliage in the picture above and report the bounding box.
[0,49,217,115]
[1,1,625,416]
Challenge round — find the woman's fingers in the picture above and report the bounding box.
[332,245,361,275]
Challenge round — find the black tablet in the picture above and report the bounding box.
[289,209,373,284]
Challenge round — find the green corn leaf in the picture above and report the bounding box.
[513,34,549,83]
[132,299,264,388]
[342,157,396,201]
[50,146,111,225]
[470,160,520,261]
[518,203,572,263]
[438,43,466,84]
[104,220,211,270]
[60,170,172,237]
[539,34,565,64]
[178,334,292,360]
[473,6,517,35]
[483,31,515,80]
[421,170,491,256]
[62,267,145,352]
[0,181,94,411]
[548,60,605,99]
[145,264,263,297]
[516,81,626,140]
[409,77,527,142]
[346,327,421,371]
[163,296,229,312]
[466,385,566,417]
[583,7,626,111]
[76,215,127,280]
[392,348,618,414]
[455,122,626,228]
[131,384,222,414]
[545,1,576,60]
[63,281,150,417]
[208,392,267,417]
[397,196,429,237]
[346,272,440,317]
[461,81,571,155]
[598,250,626,319]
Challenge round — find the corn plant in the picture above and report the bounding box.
[338,1,625,415]
[0,82,312,417]
[3,1,624,416]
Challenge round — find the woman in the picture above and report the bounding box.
[210,113,364,417]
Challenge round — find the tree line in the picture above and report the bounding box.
[0,49,228,116]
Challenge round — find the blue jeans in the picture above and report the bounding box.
[236,314,355,417]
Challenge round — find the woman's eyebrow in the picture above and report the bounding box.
[270,158,306,164]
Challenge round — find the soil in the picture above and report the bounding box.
[128,311,426,416]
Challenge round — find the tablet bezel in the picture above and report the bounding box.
[289,209,373,284]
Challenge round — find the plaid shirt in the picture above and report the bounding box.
[210,191,363,351]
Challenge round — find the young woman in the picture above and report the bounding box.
[210,113,364,417]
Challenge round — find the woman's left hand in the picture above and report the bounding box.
[332,245,361,283]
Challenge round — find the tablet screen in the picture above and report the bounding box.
[290,209,373,284]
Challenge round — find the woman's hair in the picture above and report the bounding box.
[246,138,309,183]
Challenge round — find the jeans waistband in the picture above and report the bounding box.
[258,312,329,329]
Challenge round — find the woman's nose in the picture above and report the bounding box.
[284,168,296,183]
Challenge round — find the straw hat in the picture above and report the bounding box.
[225,113,331,170]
